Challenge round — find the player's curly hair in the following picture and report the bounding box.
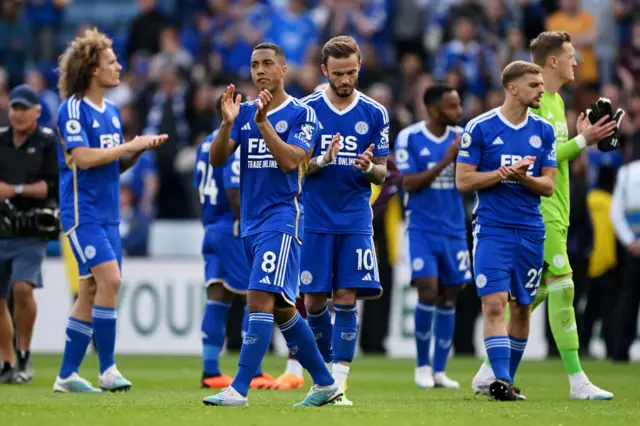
[57,28,113,99]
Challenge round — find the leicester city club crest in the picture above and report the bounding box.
[355,121,369,135]
[275,120,288,133]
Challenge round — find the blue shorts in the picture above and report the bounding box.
[243,231,300,306]
[408,230,472,285]
[66,224,121,279]
[299,233,382,299]
[0,237,47,298]
[202,230,248,294]
[472,224,545,305]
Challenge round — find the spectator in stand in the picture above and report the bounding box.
[149,26,194,82]
[266,0,317,69]
[581,166,619,358]
[498,26,531,71]
[127,0,169,63]
[142,66,194,219]
[25,0,67,63]
[266,0,318,97]
[442,0,486,43]
[208,0,270,80]
[433,16,499,99]
[0,0,31,88]
[546,0,599,89]
[25,68,59,129]
[318,0,389,64]
[0,70,8,128]
[483,0,517,53]
[617,20,640,92]
[119,183,152,257]
[582,0,617,86]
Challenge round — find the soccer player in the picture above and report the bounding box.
[52,28,167,393]
[395,85,469,389]
[456,61,557,401]
[299,36,389,404]
[471,32,618,400]
[202,43,342,407]
[195,94,278,390]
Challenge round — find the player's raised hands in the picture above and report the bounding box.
[254,89,273,124]
[498,156,535,181]
[444,132,461,163]
[323,132,341,165]
[129,134,169,152]
[353,143,374,172]
[221,84,242,125]
[580,114,618,146]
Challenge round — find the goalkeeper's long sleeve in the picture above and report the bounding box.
[556,138,583,163]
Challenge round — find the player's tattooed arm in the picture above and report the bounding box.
[366,155,388,184]
[353,143,386,184]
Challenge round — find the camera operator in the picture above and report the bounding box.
[0,85,59,384]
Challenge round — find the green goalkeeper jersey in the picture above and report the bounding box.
[530,91,584,230]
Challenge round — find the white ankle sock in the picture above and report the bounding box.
[332,363,350,387]
[286,359,303,377]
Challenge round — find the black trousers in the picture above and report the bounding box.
[579,269,620,357]
[613,254,640,361]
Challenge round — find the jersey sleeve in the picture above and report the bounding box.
[541,122,557,168]
[394,129,418,174]
[287,106,318,153]
[372,106,390,157]
[58,101,89,152]
[457,122,482,166]
[223,149,241,189]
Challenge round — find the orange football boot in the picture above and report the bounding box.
[201,374,233,389]
[249,372,277,390]
[271,373,304,390]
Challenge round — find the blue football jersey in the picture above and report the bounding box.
[301,91,390,234]
[457,108,557,231]
[229,97,318,240]
[57,96,124,231]
[193,129,240,235]
[395,122,466,237]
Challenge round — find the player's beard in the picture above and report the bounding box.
[329,78,356,98]
[438,112,460,127]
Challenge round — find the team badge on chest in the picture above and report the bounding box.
[529,135,542,149]
[355,121,369,135]
[275,120,288,133]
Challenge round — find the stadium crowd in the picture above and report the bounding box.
[0,0,639,360]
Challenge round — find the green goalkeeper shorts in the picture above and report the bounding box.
[543,225,573,279]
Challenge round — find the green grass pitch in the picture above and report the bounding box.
[2,355,639,425]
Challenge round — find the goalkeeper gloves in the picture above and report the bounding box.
[586,97,626,152]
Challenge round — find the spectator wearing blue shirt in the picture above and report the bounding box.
[433,16,500,99]
[25,0,65,63]
[209,0,270,79]
[265,0,317,69]
[120,150,160,218]
[319,0,389,64]
[25,68,59,129]
[0,1,31,88]
[119,184,152,257]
